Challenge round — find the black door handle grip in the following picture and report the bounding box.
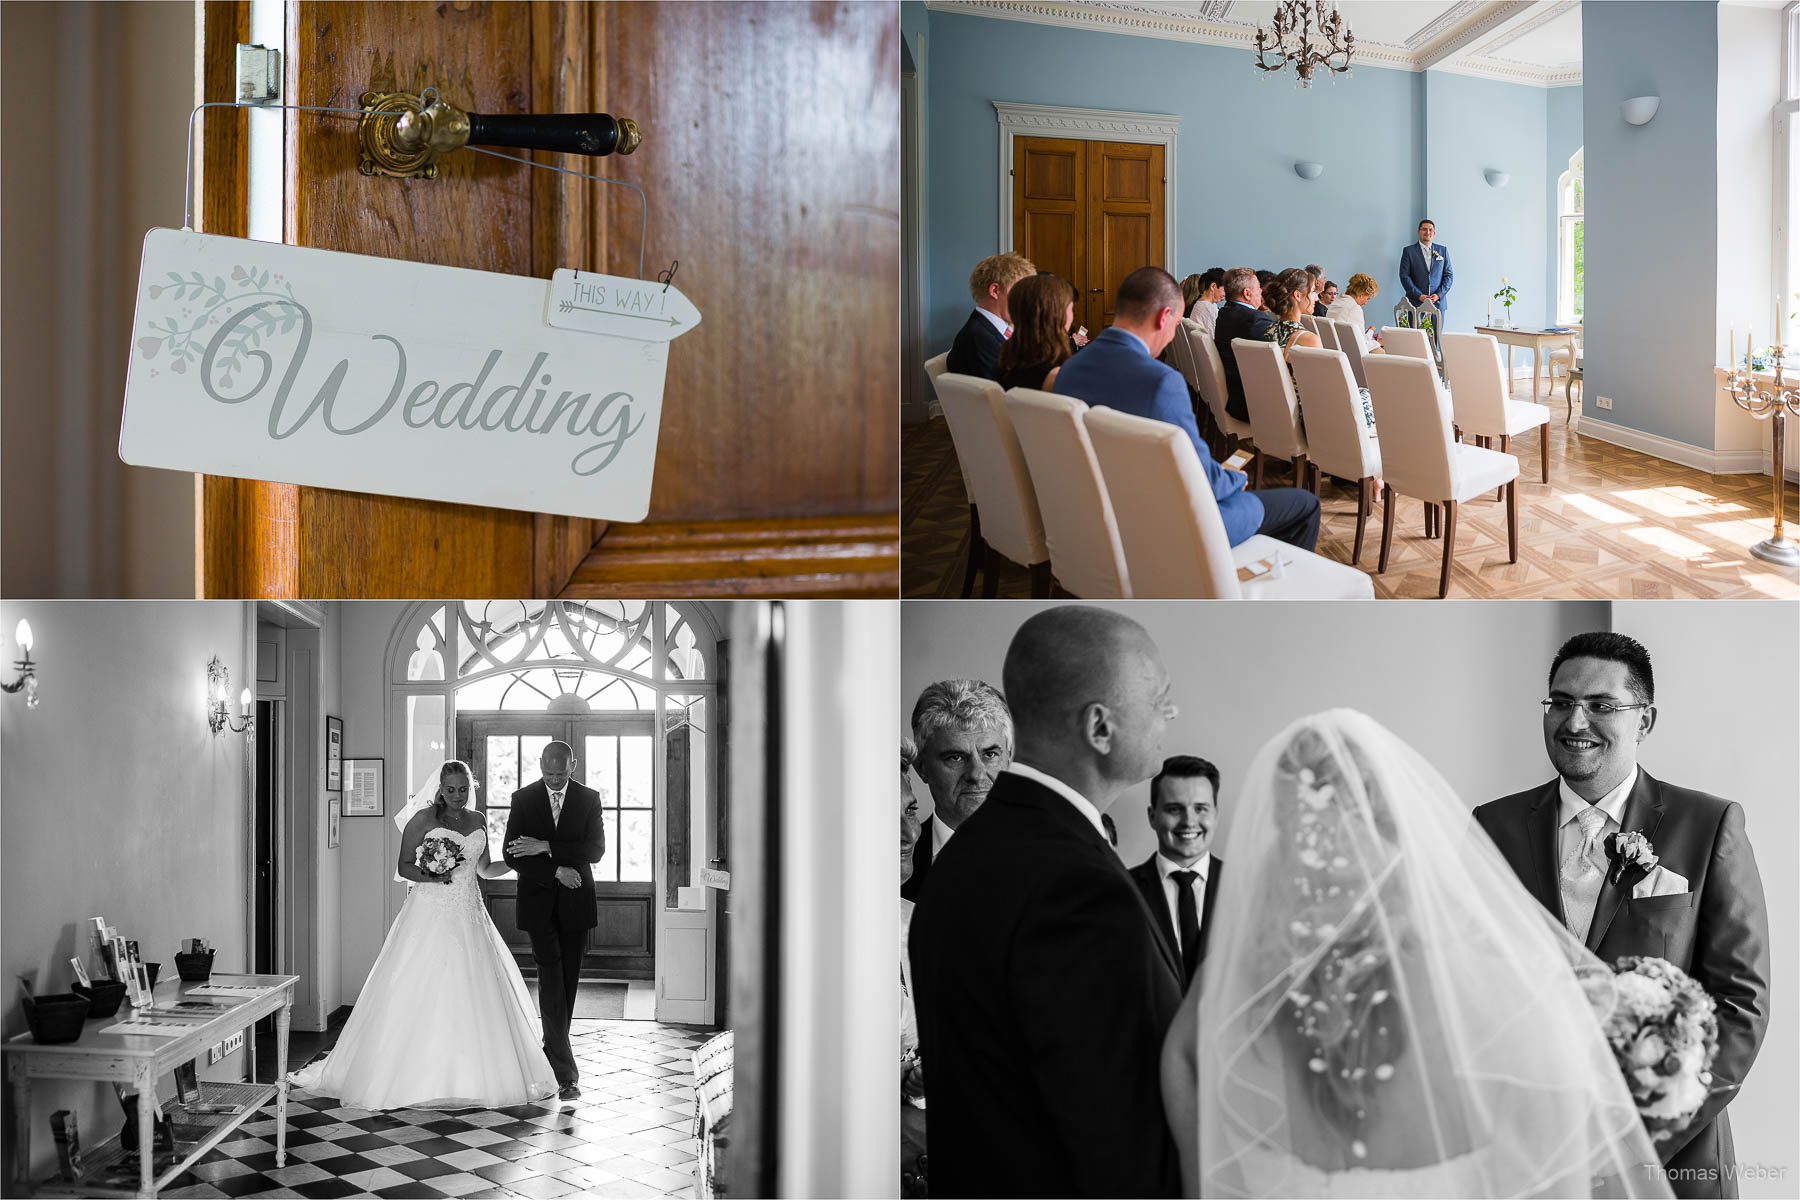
[468,112,641,158]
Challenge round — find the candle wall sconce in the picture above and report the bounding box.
[2,619,38,708]
[206,656,255,740]
[358,89,642,180]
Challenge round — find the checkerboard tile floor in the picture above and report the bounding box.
[164,1020,711,1199]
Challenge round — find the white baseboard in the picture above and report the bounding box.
[1576,415,1799,481]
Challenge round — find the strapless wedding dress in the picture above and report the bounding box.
[289,826,558,1110]
[1230,1144,1494,1199]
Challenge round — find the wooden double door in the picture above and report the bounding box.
[460,714,656,981]
[1012,136,1166,333]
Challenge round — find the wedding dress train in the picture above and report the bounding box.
[289,826,558,1110]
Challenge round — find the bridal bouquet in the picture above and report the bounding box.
[1598,956,1721,1143]
[415,835,467,879]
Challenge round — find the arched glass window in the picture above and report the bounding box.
[1557,148,1584,324]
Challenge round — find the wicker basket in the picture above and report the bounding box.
[174,950,215,983]
[72,979,129,1018]
[24,993,90,1043]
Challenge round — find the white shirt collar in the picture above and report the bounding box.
[1557,765,1638,829]
[977,307,1010,336]
[1156,852,1209,883]
[931,809,955,856]
[1005,763,1107,841]
[1419,241,1435,255]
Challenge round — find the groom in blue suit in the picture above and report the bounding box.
[1054,267,1320,551]
[1399,218,1453,326]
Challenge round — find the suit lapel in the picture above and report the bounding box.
[1586,771,1666,953]
[1525,782,1566,925]
[1198,859,1222,961]
[1133,859,1180,964]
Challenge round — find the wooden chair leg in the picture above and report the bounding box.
[1252,450,1265,490]
[1424,501,1436,539]
[980,550,1001,597]
[1352,477,1369,565]
[1378,483,1396,573]
[1507,480,1519,563]
[1438,501,1458,598]
[1309,461,1322,498]
[1029,560,1053,598]
[960,505,983,598]
[1291,454,1306,490]
[1540,421,1549,483]
[1497,434,1510,500]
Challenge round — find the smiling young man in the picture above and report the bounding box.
[1475,632,1769,1200]
[1127,756,1223,983]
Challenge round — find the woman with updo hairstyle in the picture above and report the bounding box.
[1261,269,1323,361]
[996,273,1077,392]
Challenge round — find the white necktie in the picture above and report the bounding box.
[550,790,563,826]
[1561,805,1608,942]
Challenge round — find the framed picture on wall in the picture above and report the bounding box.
[344,758,383,816]
[328,798,342,848]
[326,716,344,792]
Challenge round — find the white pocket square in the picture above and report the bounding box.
[1632,865,1689,898]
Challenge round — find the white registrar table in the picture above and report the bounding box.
[5,974,296,1198]
[1474,324,1579,404]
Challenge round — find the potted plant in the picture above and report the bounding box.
[1492,278,1518,327]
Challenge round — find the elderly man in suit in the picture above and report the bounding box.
[1212,266,1276,421]
[911,606,1184,1197]
[902,678,1013,903]
[1475,632,1768,1200]
[1054,265,1321,551]
[1127,756,1223,985]
[1399,218,1454,327]
[945,253,1035,380]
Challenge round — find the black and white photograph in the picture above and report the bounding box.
[901,599,1796,1198]
[1,600,895,1200]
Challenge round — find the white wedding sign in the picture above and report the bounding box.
[118,229,701,522]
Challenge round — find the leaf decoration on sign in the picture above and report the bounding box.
[137,263,300,374]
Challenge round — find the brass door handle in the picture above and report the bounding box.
[360,91,641,180]
[1090,287,1103,294]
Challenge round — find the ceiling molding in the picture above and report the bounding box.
[923,0,1584,86]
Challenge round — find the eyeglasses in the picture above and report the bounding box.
[1540,698,1650,717]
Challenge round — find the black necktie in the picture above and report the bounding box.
[1173,870,1201,980]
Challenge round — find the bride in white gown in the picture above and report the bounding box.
[1163,711,1670,1199]
[290,760,558,1110]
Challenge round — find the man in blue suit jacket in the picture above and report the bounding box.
[1054,266,1320,551]
[1399,218,1453,326]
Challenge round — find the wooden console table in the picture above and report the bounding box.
[5,973,296,1198]
[1474,325,1579,403]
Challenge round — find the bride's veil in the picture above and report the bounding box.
[1195,709,1668,1198]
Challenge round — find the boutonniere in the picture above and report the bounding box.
[1604,831,1659,886]
[1430,249,1441,263]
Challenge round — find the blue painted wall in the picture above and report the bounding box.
[1581,1,1717,447]
[1545,86,1584,328]
[1423,70,1548,333]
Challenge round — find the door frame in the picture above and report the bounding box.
[994,101,1180,270]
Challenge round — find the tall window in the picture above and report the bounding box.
[1558,148,1585,324]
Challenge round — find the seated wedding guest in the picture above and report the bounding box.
[1214,267,1275,422]
[1318,280,1339,311]
[1305,264,1328,316]
[1127,756,1223,984]
[1263,270,1323,362]
[1056,266,1321,551]
[902,678,1014,903]
[947,252,1034,380]
[900,738,928,1198]
[997,273,1077,392]
[1254,269,1277,309]
[1180,273,1204,318]
[1326,271,1381,351]
[1188,267,1227,334]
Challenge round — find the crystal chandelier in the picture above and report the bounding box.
[1253,0,1355,87]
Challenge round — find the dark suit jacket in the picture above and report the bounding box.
[910,771,1184,1198]
[1127,854,1222,983]
[1213,300,1276,421]
[1055,326,1264,546]
[946,309,1005,381]
[1475,771,1769,1198]
[502,780,606,933]
[900,814,936,903]
[1399,242,1453,314]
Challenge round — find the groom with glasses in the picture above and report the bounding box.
[1475,632,1769,1199]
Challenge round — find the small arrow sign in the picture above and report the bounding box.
[544,268,701,343]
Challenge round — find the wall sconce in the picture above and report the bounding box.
[1621,96,1660,126]
[1293,161,1324,180]
[1483,169,1510,189]
[2,619,38,708]
[206,656,254,740]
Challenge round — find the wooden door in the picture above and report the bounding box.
[463,715,656,980]
[1011,136,1164,332]
[196,2,898,598]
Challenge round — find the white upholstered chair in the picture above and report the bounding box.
[933,373,1051,596]
[1381,326,1434,361]
[1287,346,1383,565]
[925,352,985,595]
[1002,389,1132,598]
[1331,320,1370,389]
[1169,319,1254,457]
[1084,406,1373,599]
[1441,332,1551,486]
[1363,354,1520,598]
[1313,318,1340,352]
[1234,338,1313,493]
[1299,314,1318,336]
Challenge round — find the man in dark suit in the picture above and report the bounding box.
[946,253,1035,380]
[1127,755,1223,984]
[901,678,1012,903]
[1398,218,1454,327]
[1055,265,1320,551]
[503,740,607,1101]
[911,606,1184,1198]
[1212,266,1276,421]
[1474,632,1768,1200]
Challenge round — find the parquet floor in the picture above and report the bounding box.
[903,388,1800,600]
